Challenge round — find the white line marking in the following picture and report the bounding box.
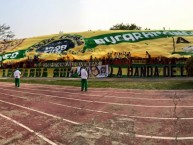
[0,113,57,145]
[8,88,187,101]
[0,98,79,125]
[1,91,193,120]
[0,90,192,120]
[2,89,193,120]
[96,127,193,140]
[0,93,193,140]
[135,134,193,140]
[50,102,193,120]
[0,89,193,108]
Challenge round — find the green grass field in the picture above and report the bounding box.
[1,77,193,90]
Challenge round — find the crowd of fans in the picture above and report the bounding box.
[0,51,187,69]
[100,51,186,65]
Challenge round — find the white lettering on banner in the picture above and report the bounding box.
[168,32,176,35]
[151,32,161,36]
[162,31,168,35]
[55,46,60,52]
[181,31,190,35]
[104,36,116,44]
[94,39,106,44]
[3,54,11,59]
[44,45,67,53]
[122,34,135,41]
[132,33,143,40]
[2,52,19,59]
[142,32,154,38]
[61,45,67,50]
[183,46,193,52]
[115,35,122,41]
[104,37,111,43]
[92,31,193,46]
[10,52,19,59]
[170,32,184,35]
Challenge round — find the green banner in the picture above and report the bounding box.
[0,34,84,62]
[0,49,28,62]
[83,30,193,51]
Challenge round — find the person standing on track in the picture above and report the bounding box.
[14,68,21,87]
[80,66,88,91]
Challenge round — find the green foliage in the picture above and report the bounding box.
[185,56,193,76]
[109,23,142,30]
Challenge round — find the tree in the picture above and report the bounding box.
[0,24,15,40]
[110,23,142,30]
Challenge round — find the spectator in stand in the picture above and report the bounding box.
[80,66,88,91]
[34,54,39,62]
[127,52,131,58]
[145,51,151,64]
[14,68,21,87]
[171,57,176,64]
[127,52,132,65]
[90,55,93,65]
[107,52,112,64]
[102,56,106,65]
[158,56,162,64]
[93,57,98,64]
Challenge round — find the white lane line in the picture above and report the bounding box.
[96,127,193,140]
[0,98,79,125]
[0,93,193,140]
[0,87,177,101]
[0,89,193,108]
[0,113,57,145]
[1,85,193,101]
[1,91,192,120]
[50,102,193,120]
[134,134,193,140]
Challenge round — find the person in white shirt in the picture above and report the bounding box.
[80,67,88,91]
[14,69,21,87]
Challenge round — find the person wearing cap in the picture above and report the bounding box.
[80,66,88,91]
[14,68,21,87]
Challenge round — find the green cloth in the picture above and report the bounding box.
[81,79,88,91]
[15,78,20,87]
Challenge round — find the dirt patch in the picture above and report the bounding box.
[62,116,135,145]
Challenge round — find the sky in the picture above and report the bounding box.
[0,0,193,38]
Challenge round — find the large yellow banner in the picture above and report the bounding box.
[0,64,187,78]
